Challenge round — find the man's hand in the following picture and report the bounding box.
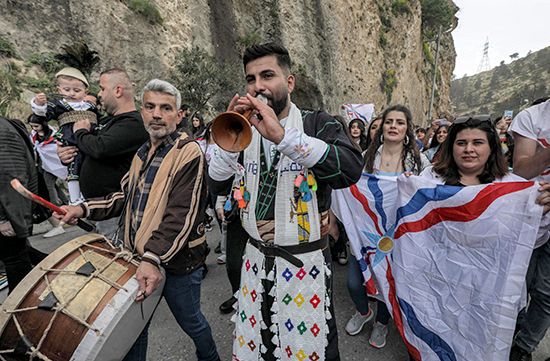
[57,145,78,164]
[73,119,91,132]
[0,221,15,237]
[135,261,164,302]
[54,205,84,225]
[35,93,47,106]
[239,93,285,144]
[537,182,550,215]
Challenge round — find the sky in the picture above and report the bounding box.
[452,0,550,78]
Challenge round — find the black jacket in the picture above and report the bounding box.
[74,111,149,198]
[0,118,37,237]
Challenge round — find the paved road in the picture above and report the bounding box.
[2,222,549,360]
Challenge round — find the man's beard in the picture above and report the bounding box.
[146,121,176,140]
[260,92,288,117]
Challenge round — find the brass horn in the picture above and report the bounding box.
[211,109,253,153]
[211,94,267,153]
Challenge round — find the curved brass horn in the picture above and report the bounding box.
[211,109,253,153]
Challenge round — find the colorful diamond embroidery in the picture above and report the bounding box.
[296,349,307,361]
[309,352,320,361]
[245,259,251,271]
[310,323,320,337]
[309,294,321,309]
[249,315,257,328]
[296,267,307,280]
[240,310,247,322]
[285,318,294,332]
[297,321,307,335]
[252,263,258,275]
[309,265,320,279]
[282,267,293,281]
[248,340,256,351]
[282,294,293,305]
[242,285,249,297]
[238,335,245,347]
[250,289,257,302]
[294,293,305,307]
[285,345,293,357]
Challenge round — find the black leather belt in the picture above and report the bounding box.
[248,237,328,268]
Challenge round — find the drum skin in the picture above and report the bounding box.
[0,234,164,361]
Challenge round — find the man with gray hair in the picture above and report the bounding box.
[58,79,220,361]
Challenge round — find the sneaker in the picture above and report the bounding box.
[509,345,532,361]
[216,254,226,265]
[345,309,373,335]
[369,322,388,349]
[43,226,65,238]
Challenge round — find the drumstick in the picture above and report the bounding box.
[10,178,95,232]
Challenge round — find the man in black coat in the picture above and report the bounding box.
[0,117,46,292]
[57,68,149,237]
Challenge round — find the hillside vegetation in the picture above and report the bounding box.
[451,46,550,116]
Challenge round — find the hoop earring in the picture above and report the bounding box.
[380,134,384,143]
[404,135,410,145]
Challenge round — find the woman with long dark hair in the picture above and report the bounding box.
[426,116,508,185]
[423,124,449,163]
[346,105,429,349]
[349,118,369,151]
[365,116,382,150]
[191,113,206,139]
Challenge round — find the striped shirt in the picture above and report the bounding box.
[130,131,180,240]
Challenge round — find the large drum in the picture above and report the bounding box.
[0,234,164,361]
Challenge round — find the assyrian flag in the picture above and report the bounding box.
[332,173,542,361]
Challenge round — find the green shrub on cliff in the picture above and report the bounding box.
[0,36,17,58]
[127,0,163,25]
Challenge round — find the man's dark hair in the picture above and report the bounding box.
[243,42,292,72]
[180,103,189,111]
[531,97,549,106]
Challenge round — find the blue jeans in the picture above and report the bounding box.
[347,254,391,325]
[123,267,219,361]
[515,241,550,353]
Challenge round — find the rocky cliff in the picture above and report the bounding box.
[0,0,456,124]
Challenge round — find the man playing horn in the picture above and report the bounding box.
[209,42,363,361]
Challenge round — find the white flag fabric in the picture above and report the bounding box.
[340,103,375,124]
[332,173,542,361]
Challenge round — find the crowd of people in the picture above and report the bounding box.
[0,41,549,361]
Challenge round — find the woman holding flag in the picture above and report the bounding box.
[345,105,429,348]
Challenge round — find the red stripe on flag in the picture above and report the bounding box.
[538,138,550,148]
[394,182,533,239]
[350,184,383,236]
[365,277,378,295]
[386,260,422,360]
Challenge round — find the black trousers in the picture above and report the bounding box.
[259,245,340,361]
[0,235,47,293]
[225,220,249,294]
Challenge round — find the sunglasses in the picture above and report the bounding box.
[453,114,491,124]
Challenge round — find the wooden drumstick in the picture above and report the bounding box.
[10,178,95,232]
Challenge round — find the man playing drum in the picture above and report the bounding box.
[58,79,220,361]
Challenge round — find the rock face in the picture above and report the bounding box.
[0,0,455,124]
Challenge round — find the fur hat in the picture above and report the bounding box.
[55,67,89,87]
